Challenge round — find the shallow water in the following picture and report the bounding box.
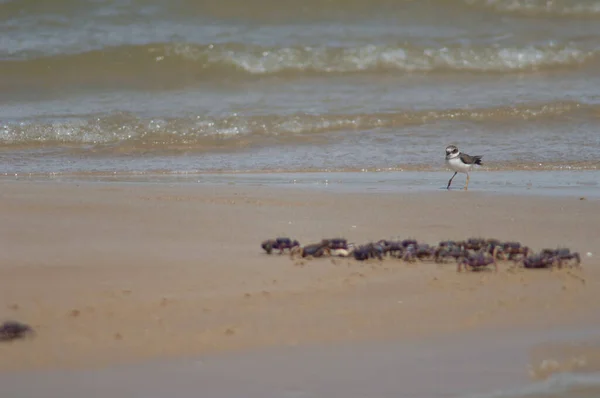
[1,0,600,173]
[7,170,599,198]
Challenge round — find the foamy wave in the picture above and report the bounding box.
[0,101,593,148]
[1,42,595,90]
[167,42,593,74]
[465,0,600,17]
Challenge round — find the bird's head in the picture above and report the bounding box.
[445,145,459,156]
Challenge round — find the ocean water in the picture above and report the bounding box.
[1,0,600,175]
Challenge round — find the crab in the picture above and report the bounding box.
[403,243,436,262]
[485,238,502,247]
[522,253,557,269]
[501,242,529,261]
[418,244,437,260]
[377,240,404,258]
[330,243,355,257]
[261,237,300,254]
[0,321,34,342]
[327,238,348,250]
[353,243,384,261]
[483,240,505,259]
[540,248,581,268]
[434,245,468,263]
[323,238,353,256]
[401,239,419,248]
[438,240,461,249]
[464,238,487,251]
[555,251,581,268]
[261,239,277,254]
[292,240,331,258]
[458,247,499,272]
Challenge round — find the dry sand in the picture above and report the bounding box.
[0,179,598,372]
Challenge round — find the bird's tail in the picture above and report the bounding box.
[474,156,483,166]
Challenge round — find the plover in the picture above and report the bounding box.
[445,145,483,191]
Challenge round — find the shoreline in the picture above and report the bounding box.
[2,169,599,199]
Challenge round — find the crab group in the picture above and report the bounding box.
[260,236,583,272]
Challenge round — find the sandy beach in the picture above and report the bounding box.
[0,177,598,382]
[3,0,600,394]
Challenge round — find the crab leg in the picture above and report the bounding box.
[574,253,582,268]
[492,246,499,272]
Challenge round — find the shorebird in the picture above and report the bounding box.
[445,145,483,191]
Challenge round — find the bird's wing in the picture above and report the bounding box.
[459,153,482,165]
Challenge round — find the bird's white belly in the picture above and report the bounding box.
[446,157,472,174]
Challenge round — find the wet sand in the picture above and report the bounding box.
[0,178,599,395]
[2,328,599,398]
